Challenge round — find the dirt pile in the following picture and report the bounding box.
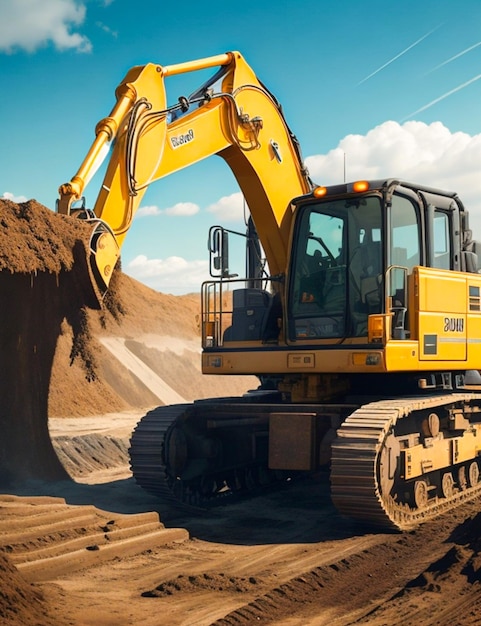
[47,271,203,417]
[48,264,257,418]
[0,198,100,486]
[0,553,64,626]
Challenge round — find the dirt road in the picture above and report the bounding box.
[2,415,480,626]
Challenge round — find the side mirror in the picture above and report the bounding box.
[209,226,231,278]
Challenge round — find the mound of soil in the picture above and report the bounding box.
[0,198,100,486]
[0,554,63,626]
[47,271,204,417]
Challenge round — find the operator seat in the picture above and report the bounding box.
[350,240,381,299]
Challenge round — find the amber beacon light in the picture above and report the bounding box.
[352,180,370,192]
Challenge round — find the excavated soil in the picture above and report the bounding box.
[1,198,481,625]
[0,552,60,626]
[0,198,99,486]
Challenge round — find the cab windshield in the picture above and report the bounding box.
[288,196,383,340]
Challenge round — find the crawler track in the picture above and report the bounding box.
[129,405,190,504]
[129,402,285,508]
[331,393,481,531]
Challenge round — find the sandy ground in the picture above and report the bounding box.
[2,415,481,626]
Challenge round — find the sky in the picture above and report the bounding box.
[2,0,481,294]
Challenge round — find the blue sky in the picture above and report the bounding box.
[2,0,481,294]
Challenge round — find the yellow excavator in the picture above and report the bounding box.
[57,51,481,530]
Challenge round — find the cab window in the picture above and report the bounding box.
[432,210,451,269]
[390,195,421,270]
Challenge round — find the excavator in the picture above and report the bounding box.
[57,51,481,531]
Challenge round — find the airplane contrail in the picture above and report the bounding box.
[358,26,441,85]
[426,41,481,74]
[401,72,481,121]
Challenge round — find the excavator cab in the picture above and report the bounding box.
[285,178,479,349]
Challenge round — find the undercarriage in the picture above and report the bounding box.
[129,391,481,530]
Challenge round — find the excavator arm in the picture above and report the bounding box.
[57,51,312,296]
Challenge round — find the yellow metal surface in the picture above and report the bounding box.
[161,53,232,76]
[401,439,450,479]
[287,353,315,368]
[401,426,481,480]
[413,267,481,365]
[58,51,311,289]
[384,341,419,370]
[202,346,386,375]
[91,230,120,291]
[202,261,481,378]
[416,267,467,313]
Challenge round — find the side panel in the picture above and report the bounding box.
[415,267,481,362]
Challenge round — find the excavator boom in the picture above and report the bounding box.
[57,51,312,294]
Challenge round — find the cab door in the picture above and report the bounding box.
[418,195,466,361]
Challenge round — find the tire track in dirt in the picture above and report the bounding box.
[353,514,481,626]
[208,502,481,626]
[49,428,480,626]
[53,434,129,478]
[9,421,480,626]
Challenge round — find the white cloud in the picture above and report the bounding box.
[0,0,91,54]
[137,202,199,217]
[206,192,248,222]
[136,205,161,217]
[126,254,210,295]
[305,120,481,231]
[164,202,199,216]
[2,192,28,202]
